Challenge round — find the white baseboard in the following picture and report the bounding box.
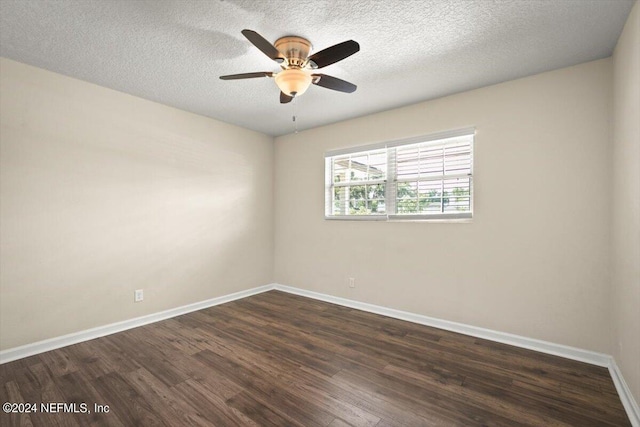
[609,359,640,427]
[0,284,276,364]
[1,282,637,425]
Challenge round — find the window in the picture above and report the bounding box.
[325,129,474,220]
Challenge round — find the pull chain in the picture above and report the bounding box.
[292,96,299,134]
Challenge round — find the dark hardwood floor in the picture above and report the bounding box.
[0,290,631,426]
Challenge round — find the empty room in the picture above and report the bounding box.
[1,0,638,426]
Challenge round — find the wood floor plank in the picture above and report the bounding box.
[124,368,213,427]
[3,381,35,427]
[91,372,167,426]
[0,290,632,426]
[36,351,78,379]
[10,362,80,427]
[53,370,125,427]
[334,364,529,427]
[62,342,117,381]
[193,349,335,427]
[225,390,304,427]
[170,379,260,426]
[304,365,458,426]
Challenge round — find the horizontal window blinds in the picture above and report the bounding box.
[393,136,472,216]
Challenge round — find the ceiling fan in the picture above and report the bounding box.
[220,30,360,104]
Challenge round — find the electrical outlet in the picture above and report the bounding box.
[134,289,144,302]
[348,277,355,288]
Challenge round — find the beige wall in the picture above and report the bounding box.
[612,1,640,404]
[274,58,613,353]
[0,58,274,350]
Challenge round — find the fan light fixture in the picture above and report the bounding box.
[275,69,312,97]
[220,30,360,104]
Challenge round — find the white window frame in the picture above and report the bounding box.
[325,128,474,221]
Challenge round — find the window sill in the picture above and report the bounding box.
[325,213,473,222]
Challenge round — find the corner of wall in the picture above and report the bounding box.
[611,0,640,409]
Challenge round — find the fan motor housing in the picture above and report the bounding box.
[275,36,312,67]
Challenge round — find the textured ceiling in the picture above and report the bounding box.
[0,0,635,136]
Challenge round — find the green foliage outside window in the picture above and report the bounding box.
[334,179,469,215]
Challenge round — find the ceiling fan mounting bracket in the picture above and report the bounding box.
[275,36,312,68]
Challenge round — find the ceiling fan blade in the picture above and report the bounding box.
[241,29,284,63]
[307,40,359,69]
[280,92,293,104]
[219,72,273,80]
[312,74,357,93]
